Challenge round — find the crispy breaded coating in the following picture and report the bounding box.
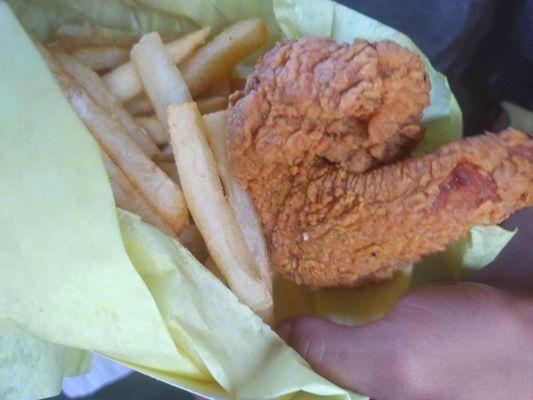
[227,37,532,287]
[229,37,430,234]
[271,129,532,286]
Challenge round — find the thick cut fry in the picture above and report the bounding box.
[72,46,129,71]
[104,28,210,102]
[178,225,209,262]
[203,110,273,295]
[131,32,192,133]
[53,22,96,38]
[196,96,228,114]
[202,77,231,98]
[49,35,141,52]
[35,41,189,235]
[163,27,210,60]
[168,103,272,313]
[125,94,153,115]
[100,152,175,237]
[135,116,168,146]
[180,19,267,97]
[53,51,161,159]
[204,256,228,286]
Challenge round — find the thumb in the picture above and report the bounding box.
[277,317,389,394]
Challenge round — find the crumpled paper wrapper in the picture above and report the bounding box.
[0,1,515,399]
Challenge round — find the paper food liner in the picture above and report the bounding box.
[0,1,515,399]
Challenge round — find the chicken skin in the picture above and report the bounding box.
[227,37,533,287]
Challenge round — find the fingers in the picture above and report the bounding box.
[277,317,352,378]
[277,316,395,395]
[278,283,533,400]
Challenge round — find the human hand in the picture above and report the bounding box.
[195,210,533,400]
[277,208,533,399]
[278,282,533,400]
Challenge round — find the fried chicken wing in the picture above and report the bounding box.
[229,37,430,234]
[227,37,533,287]
[271,130,532,286]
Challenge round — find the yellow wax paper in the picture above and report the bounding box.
[0,1,516,399]
[501,101,533,134]
[0,318,91,400]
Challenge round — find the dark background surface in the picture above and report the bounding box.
[52,373,191,400]
[50,1,532,399]
[338,0,533,136]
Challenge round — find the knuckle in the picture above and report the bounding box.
[289,317,329,371]
[301,330,328,371]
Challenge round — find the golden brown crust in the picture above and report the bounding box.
[271,130,532,286]
[227,36,533,287]
[228,37,430,234]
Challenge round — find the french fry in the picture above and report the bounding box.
[35,41,189,235]
[72,46,129,71]
[49,35,141,52]
[52,22,96,38]
[135,116,168,146]
[196,96,228,115]
[125,94,153,116]
[202,76,231,98]
[168,102,272,313]
[100,151,175,237]
[163,27,210,59]
[131,32,192,134]
[204,256,228,286]
[178,225,209,263]
[53,51,161,159]
[203,110,273,295]
[180,19,267,97]
[104,27,210,102]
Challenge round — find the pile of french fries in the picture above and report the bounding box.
[37,19,274,320]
